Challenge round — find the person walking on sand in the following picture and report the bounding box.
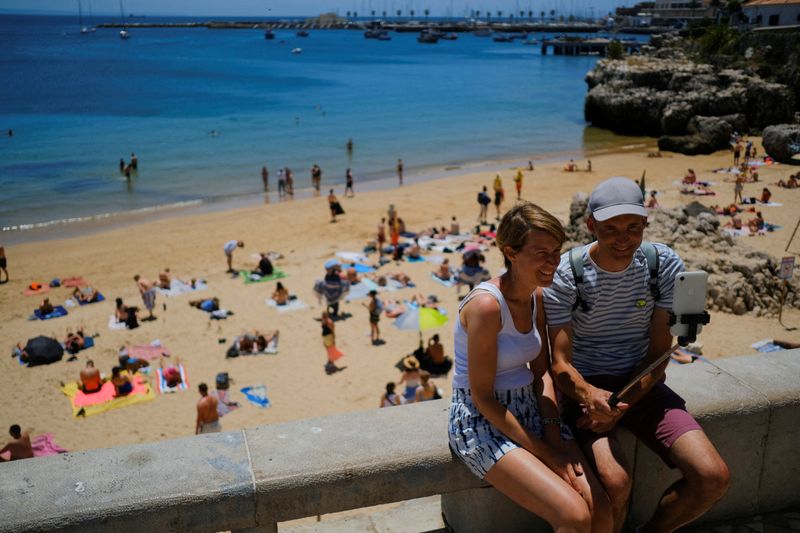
[514,169,524,200]
[223,239,244,273]
[0,424,33,462]
[377,217,387,259]
[734,175,744,204]
[0,246,8,284]
[363,289,383,345]
[328,189,343,223]
[345,168,355,197]
[277,168,286,198]
[285,167,294,196]
[196,383,220,434]
[492,174,504,220]
[261,165,269,191]
[477,186,491,225]
[311,164,322,191]
[397,158,404,186]
[134,274,157,321]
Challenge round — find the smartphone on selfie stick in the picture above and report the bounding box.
[608,272,711,409]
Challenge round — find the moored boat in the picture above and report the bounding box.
[264,29,275,39]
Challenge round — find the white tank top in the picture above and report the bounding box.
[452,282,541,390]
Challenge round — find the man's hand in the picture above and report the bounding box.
[577,386,628,431]
[542,446,585,493]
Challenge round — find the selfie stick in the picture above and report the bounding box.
[608,310,710,408]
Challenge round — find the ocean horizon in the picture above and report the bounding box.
[1,14,649,242]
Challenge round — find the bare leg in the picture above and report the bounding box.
[484,448,591,533]
[584,435,633,533]
[562,440,614,533]
[640,430,729,533]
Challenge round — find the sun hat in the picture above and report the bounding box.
[402,355,420,371]
[588,177,647,222]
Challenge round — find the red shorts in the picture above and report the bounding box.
[561,375,702,468]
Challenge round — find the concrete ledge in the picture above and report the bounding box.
[0,350,798,532]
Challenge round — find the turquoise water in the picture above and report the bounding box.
[0,15,641,237]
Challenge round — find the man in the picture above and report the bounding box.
[261,165,269,191]
[196,383,220,434]
[79,360,103,393]
[223,239,244,273]
[477,186,491,225]
[544,177,729,533]
[134,274,156,321]
[397,158,403,185]
[0,424,34,461]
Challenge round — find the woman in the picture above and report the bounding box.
[414,370,438,402]
[272,282,289,306]
[115,297,139,329]
[492,174,504,220]
[397,355,421,402]
[380,382,405,407]
[363,290,382,345]
[448,201,611,532]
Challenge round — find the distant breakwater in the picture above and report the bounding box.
[96,20,669,34]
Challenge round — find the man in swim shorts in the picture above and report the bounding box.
[196,383,220,434]
[134,274,157,321]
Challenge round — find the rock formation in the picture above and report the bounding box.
[584,51,796,155]
[564,196,799,317]
[762,124,800,165]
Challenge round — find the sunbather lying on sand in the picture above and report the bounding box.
[64,327,87,354]
[433,258,453,281]
[72,286,99,304]
[159,356,183,388]
[189,297,219,312]
[236,330,279,354]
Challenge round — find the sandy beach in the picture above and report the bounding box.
[1,139,798,455]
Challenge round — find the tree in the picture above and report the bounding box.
[497,10,503,19]
[550,9,556,20]
[476,10,481,19]
[540,10,545,20]
[396,9,402,18]
[607,40,624,59]
[424,8,429,20]
[529,10,533,20]
[346,10,351,17]
[410,9,415,17]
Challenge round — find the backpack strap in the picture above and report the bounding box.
[569,246,590,312]
[640,241,661,302]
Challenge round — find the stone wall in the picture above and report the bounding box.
[2,350,799,532]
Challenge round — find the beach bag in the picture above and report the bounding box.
[216,372,230,390]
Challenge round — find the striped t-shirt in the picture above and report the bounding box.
[543,242,683,377]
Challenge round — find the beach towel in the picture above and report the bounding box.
[124,343,171,361]
[156,364,188,394]
[336,251,368,264]
[60,374,154,417]
[327,344,345,362]
[78,293,105,305]
[240,270,286,284]
[156,279,208,297]
[430,272,456,288]
[406,255,426,263]
[241,385,271,408]
[61,277,88,288]
[751,339,787,353]
[343,262,376,273]
[31,433,68,457]
[24,285,50,297]
[265,298,308,312]
[34,305,68,320]
[345,278,381,301]
[212,389,241,417]
[108,315,127,331]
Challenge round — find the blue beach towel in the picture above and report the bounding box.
[430,272,456,288]
[34,306,68,320]
[406,256,426,263]
[344,263,376,274]
[241,385,270,408]
[78,293,106,306]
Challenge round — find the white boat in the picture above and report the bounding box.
[291,47,302,54]
[78,0,89,34]
[118,0,130,39]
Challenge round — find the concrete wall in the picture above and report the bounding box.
[1,349,799,533]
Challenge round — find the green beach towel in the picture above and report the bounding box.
[239,270,286,285]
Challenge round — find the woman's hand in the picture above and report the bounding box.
[541,446,584,493]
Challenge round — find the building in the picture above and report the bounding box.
[742,0,800,28]
[647,0,714,21]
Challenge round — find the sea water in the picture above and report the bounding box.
[0,15,645,239]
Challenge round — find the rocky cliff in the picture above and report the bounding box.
[584,43,796,155]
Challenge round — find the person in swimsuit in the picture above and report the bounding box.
[134,275,156,321]
[196,383,220,434]
[0,425,33,462]
[79,360,103,394]
[111,366,133,397]
[363,290,383,345]
[448,201,611,532]
[397,355,421,402]
[272,282,289,305]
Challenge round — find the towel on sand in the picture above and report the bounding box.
[31,433,68,456]
[212,389,241,417]
[24,285,50,297]
[751,339,788,353]
[241,385,270,408]
[156,279,208,297]
[60,374,154,417]
[156,364,188,394]
[265,298,308,312]
[34,306,68,320]
[430,272,456,288]
[108,315,127,331]
[239,270,286,284]
[124,344,171,361]
[78,292,106,305]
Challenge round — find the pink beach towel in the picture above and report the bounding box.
[61,277,88,288]
[126,345,171,361]
[212,389,241,417]
[31,433,68,456]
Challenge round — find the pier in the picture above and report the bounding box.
[542,37,643,56]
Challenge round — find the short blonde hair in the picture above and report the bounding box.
[496,201,565,269]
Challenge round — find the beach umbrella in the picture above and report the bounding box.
[24,336,64,367]
[393,306,449,340]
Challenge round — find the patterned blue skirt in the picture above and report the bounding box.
[448,382,573,479]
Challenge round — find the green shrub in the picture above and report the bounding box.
[608,40,624,60]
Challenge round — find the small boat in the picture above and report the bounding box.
[492,34,513,42]
[473,28,492,37]
[417,30,439,44]
[296,30,309,37]
[376,33,391,41]
[78,0,90,34]
[440,32,458,40]
[118,0,130,39]
[291,47,302,54]
[264,29,275,39]
[119,29,130,39]
[364,29,390,39]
